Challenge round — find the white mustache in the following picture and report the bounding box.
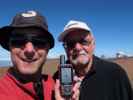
[79,50,88,55]
[71,50,89,65]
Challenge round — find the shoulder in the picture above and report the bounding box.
[0,73,13,95]
[94,56,132,86]
[94,56,123,70]
[94,56,128,77]
[0,73,10,87]
[42,74,55,86]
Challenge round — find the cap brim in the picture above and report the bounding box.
[0,25,54,51]
[58,28,91,42]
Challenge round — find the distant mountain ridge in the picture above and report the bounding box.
[0,60,12,67]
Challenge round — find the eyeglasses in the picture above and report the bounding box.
[9,36,50,48]
[63,39,92,49]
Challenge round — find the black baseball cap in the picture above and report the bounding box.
[0,10,54,50]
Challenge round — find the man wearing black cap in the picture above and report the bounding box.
[0,10,55,100]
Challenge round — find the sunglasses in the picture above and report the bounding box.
[63,39,92,49]
[9,35,50,48]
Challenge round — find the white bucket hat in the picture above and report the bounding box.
[58,20,92,42]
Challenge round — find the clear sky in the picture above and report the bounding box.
[0,0,133,60]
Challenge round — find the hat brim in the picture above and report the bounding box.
[0,26,54,51]
[58,28,91,42]
[0,26,12,50]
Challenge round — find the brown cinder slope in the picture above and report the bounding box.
[0,57,133,86]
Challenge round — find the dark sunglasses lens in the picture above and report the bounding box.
[64,42,75,49]
[32,39,48,48]
[9,36,49,48]
[10,38,26,47]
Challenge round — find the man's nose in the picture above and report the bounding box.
[24,42,35,59]
[74,42,83,50]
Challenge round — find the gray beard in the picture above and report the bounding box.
[71,55,89,65]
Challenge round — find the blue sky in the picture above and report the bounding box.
[0,0,133,60]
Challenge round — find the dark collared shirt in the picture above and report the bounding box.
[79,56,133,100]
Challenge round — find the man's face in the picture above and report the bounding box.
[64,30,95,70]
[9,34,50,75]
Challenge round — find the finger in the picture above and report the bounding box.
[73,82,81,92]
[72,89,80,100]
[54,79,60,96]
[54,79,64,100]
[55,79,60,91]
[73,76,79,82]
[73,76,83,84]
[72,81,81,100]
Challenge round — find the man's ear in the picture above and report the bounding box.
[90,37,95,53]
[92,39,95,48]
[92,43,95,52]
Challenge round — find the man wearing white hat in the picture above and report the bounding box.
[55,20,133,100]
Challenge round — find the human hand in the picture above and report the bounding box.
[54,76,82,100]
[72,76,82,100]
[54,79,65,100]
